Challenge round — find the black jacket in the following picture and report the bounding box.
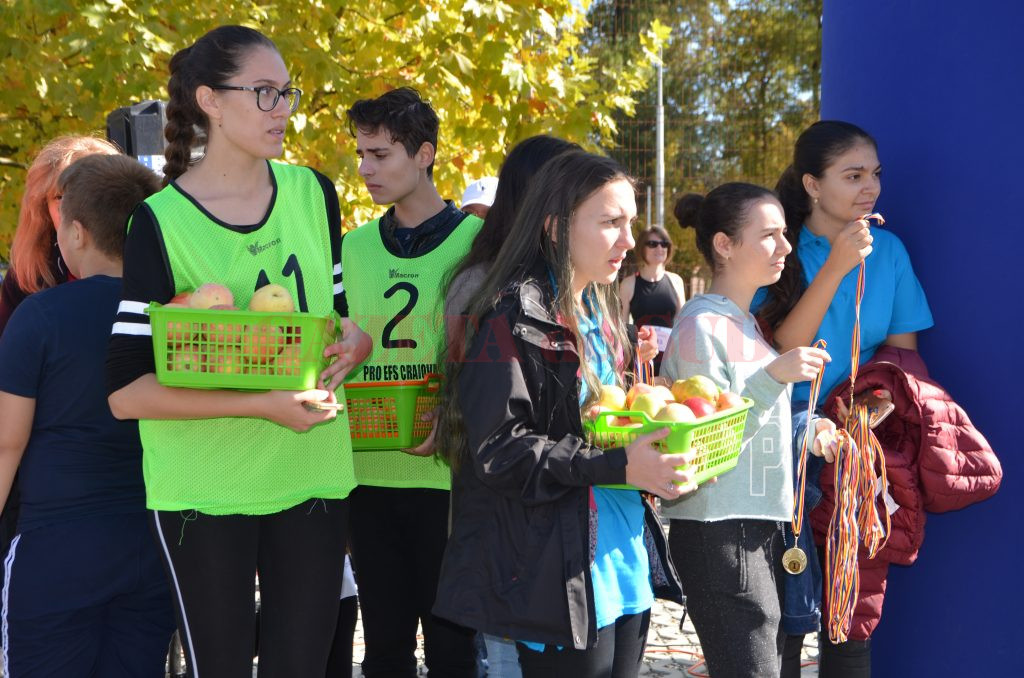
[432,270,682,650]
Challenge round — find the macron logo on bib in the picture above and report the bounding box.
[389,269,419,279]
[247,238,282,256]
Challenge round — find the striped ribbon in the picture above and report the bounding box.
[810,213,892,642]
[636,354,655,386]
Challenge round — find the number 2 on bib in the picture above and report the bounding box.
[382,282,418,349]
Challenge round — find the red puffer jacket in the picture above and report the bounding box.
[808,346,1002,640]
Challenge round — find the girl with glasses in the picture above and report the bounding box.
[106,25,371,676]
[617,226,686,374]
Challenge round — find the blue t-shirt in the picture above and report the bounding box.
[753,226,933,402]
[0,276,146,532]
[577,305,654,630]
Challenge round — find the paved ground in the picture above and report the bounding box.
[347,597,822,677]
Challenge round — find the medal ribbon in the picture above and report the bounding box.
[788,213,892,643]
[792,339,828,550]
[636,351,654,386]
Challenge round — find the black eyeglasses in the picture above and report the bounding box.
[644,240,671,249]
[211,85,302,113]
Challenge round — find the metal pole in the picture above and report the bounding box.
[655,46,665,229]
[646,185,652,229]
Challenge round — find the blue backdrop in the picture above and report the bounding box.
[820,1,1022,673]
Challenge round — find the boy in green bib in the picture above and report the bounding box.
[342,87,479,677]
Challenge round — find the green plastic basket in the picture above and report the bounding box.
[148,303,335,390]
[345,373,442,450]
[584,397,753,490]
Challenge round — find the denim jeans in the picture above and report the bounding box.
[483,633,522,677]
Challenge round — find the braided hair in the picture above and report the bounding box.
[163,25,276,183]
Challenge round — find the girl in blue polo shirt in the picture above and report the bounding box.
[756,120,933,678]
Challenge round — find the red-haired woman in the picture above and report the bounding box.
[0,135,120,336]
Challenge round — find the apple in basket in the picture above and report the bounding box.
[249,284,295,313]
[208,345,245,375]
[170,345,204,373]
[631,392,668,420]
[625,383,656,409]
[243,324,286,364]
[656,402,697,423]
[683,397,717,419]
[597,385,627,410]
[716,391,745,412]
[189,283,233,309]
[169,289,193,306]
[671,375,720,404]
[205,305,242,345]
[275,344,303,377]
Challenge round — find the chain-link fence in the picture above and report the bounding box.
[590,0,822,295]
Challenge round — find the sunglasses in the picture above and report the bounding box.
[644,240,671,249]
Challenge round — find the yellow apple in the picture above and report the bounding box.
[631,392,667,420]
[671,375,720,404]
[652,385,676,403]
[597,385,627,410]
[249,284,295,313]
[655,402,697,423]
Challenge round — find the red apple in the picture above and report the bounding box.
[683,396,717,419]
[169,290,193,305]
[190,283,233,309]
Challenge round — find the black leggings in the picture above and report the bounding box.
[669,519,786,678]
[781,631,871,677]
[516,610,651,678]
[152,498,349,678]
[349,486,476,678]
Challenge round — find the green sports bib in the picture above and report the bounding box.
[342,213,482,489]
[138,162,356,514]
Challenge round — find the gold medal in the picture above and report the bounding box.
[783,546,808,575]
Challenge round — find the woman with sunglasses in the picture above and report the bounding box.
[618,227,686,373]
[106,25,370,676]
